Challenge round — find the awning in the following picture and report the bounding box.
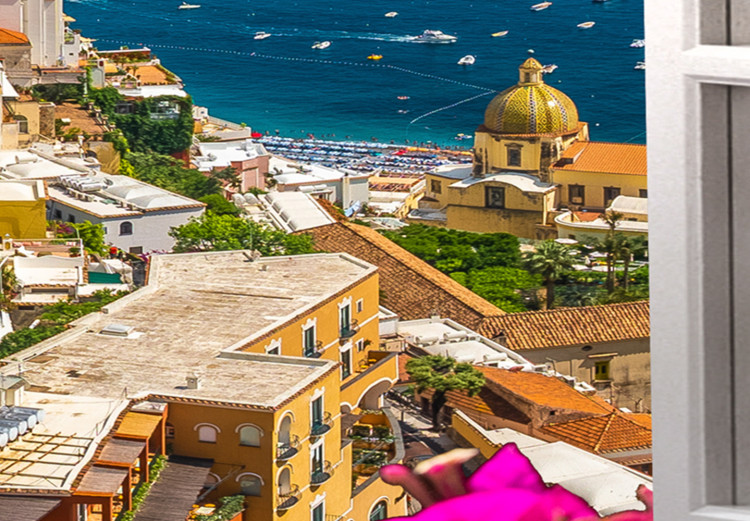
[0,496,63,521]
[2,73,19,99]
[98,438,146,465]
[76,466,129,495]
[135,457,214,521]
[116,412,162,439]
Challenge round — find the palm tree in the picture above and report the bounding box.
[523,240,575,309]
[612,234,648,290]
[600,211,624,293]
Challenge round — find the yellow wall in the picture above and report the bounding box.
[552,170,647,209]
[0,188,48,239]
[451,411,499,459]
[474,133,545,174]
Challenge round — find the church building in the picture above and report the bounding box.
[408,58,647,239]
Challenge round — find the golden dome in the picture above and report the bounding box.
[484,58,579,135]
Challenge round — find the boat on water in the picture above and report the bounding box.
[367,54,383,60]
[397,95,410,100]
[630,38,646,48]
[178,1,200,9]
[634,61,646,70]
[542,63,558,73]
[530,2,552,11]
[492,30,509,37]
[457,55,476,65]
[385,11,398,17]
[411,30,458,44]
[312,41,332,50]
[254,32,271,40]
[577,21,595,29]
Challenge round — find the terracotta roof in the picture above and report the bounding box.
[301,222,503,329]
[422,387,531,424]
[398,353,414,383]
[571,211,603,222]
[477,366,614,416]
[131,64,173,85]
[0,28,30,45]
[540,412,652,454]
[554,141,647,176]
[54,103,109,135]
[477,301,650,350]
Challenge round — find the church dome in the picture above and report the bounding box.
[483,58,579,135]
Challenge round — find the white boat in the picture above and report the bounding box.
[457,55,476,65]
[530,2,552,11]
[492,30,509,37]
[254,32,271,40]
[178,1,200,9]
[634,61,646,70]
[577,21,595,29]
[312,41,332,49]
[411,30,458,44]
[542,63,557,73]
[385,11,398,17]
[630,38,646,48]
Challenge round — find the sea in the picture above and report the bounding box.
[65,0,645,146]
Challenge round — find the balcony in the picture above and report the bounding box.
[310,461,334,486]
[310,412,333,437]
[341,352,398,411]
[304,340,324,358]
[276,484,300,511]
[276,435,300,461]
[339,319,360,342]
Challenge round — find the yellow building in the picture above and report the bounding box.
[3,251,405,521]
[0,179,47,239]
[408,58,647,239]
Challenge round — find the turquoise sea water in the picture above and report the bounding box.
[65,0,645,146]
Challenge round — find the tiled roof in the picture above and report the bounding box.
[422,387,531,424]
[0,28,30,45]
[477,301,650,350]
[554,141,647,176]
[540,412,652,454]
[477,366,614,416]
[302,222,504,329]
[54,103,108,135]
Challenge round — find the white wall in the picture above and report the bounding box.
[0,0,64,66]
[47,202,204,253]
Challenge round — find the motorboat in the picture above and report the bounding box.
[630,38,646,48]
[312,41,332,49]
[397,95,410,100]
[457,55,476,65]
[542,63,557,73]
[492,30,509,37]
[367,54,383,60]
[634,61,646,70]
[178,2,200,9]
[411,30,458,44]
[254,32,271,40]
[577,21,595,29]
[385,11,398,17]
[530,2,552,11]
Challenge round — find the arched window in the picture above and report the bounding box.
[369,500,388,521]
[198,425,218,443]
[238,474,262,496]
[239,425,261,447]
[119,221,133,236]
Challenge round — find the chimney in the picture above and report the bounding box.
[186,373,202,390]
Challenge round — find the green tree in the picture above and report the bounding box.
[126,151,222,200]
[169,213,316,255]
[406,355,485,430]
[523,241,574,310]
[56,221,107,256]
[209,166,241,191]
[601,211,624,293]
[199,194,240,216]
[612,234,648,291]
[459,266,542,312]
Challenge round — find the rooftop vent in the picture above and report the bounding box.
[100,323,135,337]
[186,373,201,390]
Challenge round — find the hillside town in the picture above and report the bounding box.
[0,1,652,521]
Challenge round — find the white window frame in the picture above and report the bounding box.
[310,438,325,474]
[356,338,365,352]
[194,423,220,443]
[303,318,318,357]
[236,472,264,497]
[310,494,326,521]
[340,343,352,379]
[648,0,750,518]
[265,338,282,356]
[235,423,264,447]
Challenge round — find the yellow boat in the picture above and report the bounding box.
[492,30,509,37]
[367,54,383,60]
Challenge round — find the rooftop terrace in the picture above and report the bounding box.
[4,252,374,407]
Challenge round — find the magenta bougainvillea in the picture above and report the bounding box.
[380,444,653,521]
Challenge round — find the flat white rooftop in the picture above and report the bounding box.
[193,140,268,172]
[0,180,46,201]
[261,192,336,232]
[6,252,374,407]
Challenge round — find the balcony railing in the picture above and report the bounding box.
[276,434,300,460]
[310,412,333,437]
[276,484,300,511]
[339,319,359,341]
[310,461,334,486]
[304,340,324,358]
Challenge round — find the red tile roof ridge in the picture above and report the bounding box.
[0,28,30,44]
[541,410,652,454]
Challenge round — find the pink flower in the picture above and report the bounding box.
[380,444,652,521]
